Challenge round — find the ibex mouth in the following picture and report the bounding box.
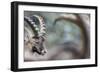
[32,46,47,55]
[40,50,47,55]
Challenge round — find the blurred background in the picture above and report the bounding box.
[24,11,90,61]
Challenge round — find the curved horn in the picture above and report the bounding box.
[24,16,39,37]
[31,15,46,37]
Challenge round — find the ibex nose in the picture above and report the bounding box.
[41,49,47,55]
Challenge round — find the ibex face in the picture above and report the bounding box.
[28,36,47,55]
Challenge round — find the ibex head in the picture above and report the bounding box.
[24,15,47,55]
[31,36,47,55]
